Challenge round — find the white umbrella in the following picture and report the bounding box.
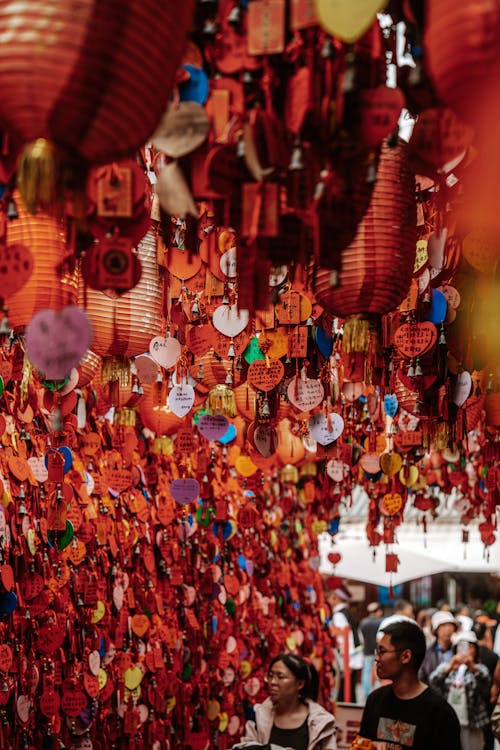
[319,530,459,587]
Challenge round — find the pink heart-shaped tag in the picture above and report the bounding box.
[25,306,92,380]
[287,377,324,412]
[16,695,33,723]
[88,650,101,676]
[149,336,181,369]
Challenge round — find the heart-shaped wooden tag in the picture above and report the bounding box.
[380,492,403,516]
[168,384,195,417]
[379,452,403,477]
[252,424,277,458]
[131,613,150,638]
[247,358,284,392]
[197,414,229,440]
[0,243,34,297]
[212,305,249,337]
[149,336,182,369]
[453,371,472,407]
[287,377,324,411]
[315,0,387,42]
[169,478,200,505]
[25,306,92,380]
[394,322,437,358]
[309,412,344,445]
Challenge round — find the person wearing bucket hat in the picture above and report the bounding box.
[429,630,491,750]
[418,610,458,685]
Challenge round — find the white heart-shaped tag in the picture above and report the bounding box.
[167,384,195,417]
[212,305,249,337]
[149,336,181,369]
[326,459,346,482]
[287,377,324,412]
[427,228,448,270]
[27,456,49,483]
[309,412,344,445]
[219,247,237,278]
[453,371,472,407]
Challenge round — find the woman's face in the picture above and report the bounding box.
[266,660,304,706]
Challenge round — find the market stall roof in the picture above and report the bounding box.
[319,519,500,586]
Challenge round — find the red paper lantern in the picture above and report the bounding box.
[313,139,416,350]
[140,384,183,436]
[0,0,194,208]
[79,230,163,361]
[424,0,500,128]
[4,191,78,330]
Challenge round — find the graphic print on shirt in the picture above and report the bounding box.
[377,716,417,747]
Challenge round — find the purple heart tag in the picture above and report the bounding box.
[25,307,92,380]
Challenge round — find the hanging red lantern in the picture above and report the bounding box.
[4,190,78,330]
[313,139,416,353]
[0,0,194,210]
[79,229,163,384]
[424,0,500,129]
[140,384,184,436]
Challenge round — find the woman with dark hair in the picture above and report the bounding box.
[429,630,491,750]
[233,653,337,750]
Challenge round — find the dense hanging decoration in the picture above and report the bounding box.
[0,0,498,748]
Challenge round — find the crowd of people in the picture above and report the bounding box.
[329,586,500,750]
[232,591,500,750]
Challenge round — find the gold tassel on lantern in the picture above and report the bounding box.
[16,138,86,216]
[101,357,132,387]
[114,408,137,427]
[17,139,60,214]
[342,314,377,354]
[206,384,237,417]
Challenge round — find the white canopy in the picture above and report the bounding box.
[319,522,500,587]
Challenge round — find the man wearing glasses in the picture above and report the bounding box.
[358,620,461,749]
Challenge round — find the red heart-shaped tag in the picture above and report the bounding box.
[0,243,34,297]
[247,358,284,392]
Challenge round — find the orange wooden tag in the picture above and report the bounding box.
[380,492,403,516]
[291,0,317,29]
[247,358,284,392]
[241,182,279,237]
[97,166,133,218]
[394,322,437,358]
[274,290,302,325]
[379,452,403,477]
[247,0,285,55]
[288,326,308,358]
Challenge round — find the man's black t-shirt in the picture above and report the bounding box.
[359,684,462,750]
